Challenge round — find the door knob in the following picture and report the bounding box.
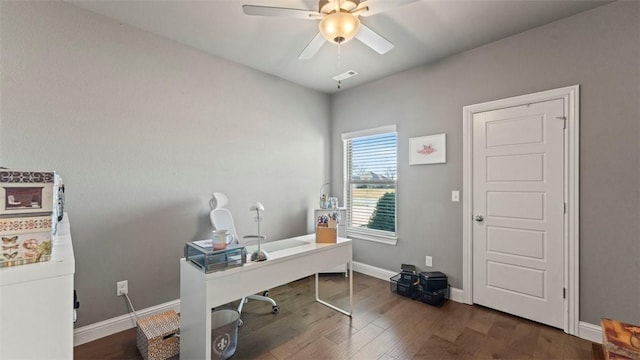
[475,215,484,222]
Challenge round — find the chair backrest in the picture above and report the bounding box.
[209,192,229,210]
[210,193,241,245]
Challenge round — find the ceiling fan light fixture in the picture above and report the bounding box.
[319,11,361,44]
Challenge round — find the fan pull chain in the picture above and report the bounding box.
[337,41,342,90]
[335,0,343,90]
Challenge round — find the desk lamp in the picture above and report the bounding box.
[249,202,268,262]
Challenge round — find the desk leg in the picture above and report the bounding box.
[315,261,352,317]
[180,260,211,359]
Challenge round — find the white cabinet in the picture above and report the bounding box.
[0,214,75,359]
[314,208,348,274]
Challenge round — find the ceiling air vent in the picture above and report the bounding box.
[332,70,358,82]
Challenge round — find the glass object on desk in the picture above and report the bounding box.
[184,241,247,274]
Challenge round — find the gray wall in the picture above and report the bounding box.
[1,1,331,328]
[2,0,638,330]
[330,1,639,325]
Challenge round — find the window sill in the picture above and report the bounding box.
[346,228,398,246]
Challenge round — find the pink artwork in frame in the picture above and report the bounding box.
[409,134,446,165]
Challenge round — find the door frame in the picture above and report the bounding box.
[462,85,580,334]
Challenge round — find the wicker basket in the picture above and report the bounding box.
[136,310,180,360]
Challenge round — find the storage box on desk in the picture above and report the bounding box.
[0,215,52,268]
[136,310,180,360]
[315,226,337,243]
[0,171,55,217]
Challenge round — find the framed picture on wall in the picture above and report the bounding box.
[409,133,446,165]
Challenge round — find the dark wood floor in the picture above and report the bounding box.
[75,273,599,359]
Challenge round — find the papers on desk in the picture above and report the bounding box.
[193,239,213,248]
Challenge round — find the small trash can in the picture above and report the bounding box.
[211,308,240,360]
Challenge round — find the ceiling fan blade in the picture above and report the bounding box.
[242,5,319,19]
[358,0,418,17]
[351,1,370,15]
[356,24,393,54]
[298,32,326,60]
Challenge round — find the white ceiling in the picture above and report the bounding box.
[69,0,608,94]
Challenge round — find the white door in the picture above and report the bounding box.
[472,99,565,328]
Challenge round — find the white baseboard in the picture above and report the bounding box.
[448,287,464,303]
[73,299,180,346]
[352,261,396,280]
[579,321,602,344]
[352,261,464,303]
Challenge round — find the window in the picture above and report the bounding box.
[343,125,397,244]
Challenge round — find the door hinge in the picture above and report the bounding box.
[564,202,567,214]
[563,288,566,299]
[556,116,567,129]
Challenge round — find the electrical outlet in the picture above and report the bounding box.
[117,280,128,296]
[425,256,433,267]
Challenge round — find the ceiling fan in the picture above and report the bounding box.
[242,0,415,59]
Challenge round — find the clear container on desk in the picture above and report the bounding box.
[184,241,247,274]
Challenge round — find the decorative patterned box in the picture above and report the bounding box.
[136,310,180,360]
[0,215,52,268]
[0,171,54,217]
[602,318,640,360]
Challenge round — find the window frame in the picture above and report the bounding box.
[342,125,398,245]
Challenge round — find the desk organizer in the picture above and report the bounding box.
[184,242,247,274]
[315,209,340,243]
[315,227,337,243]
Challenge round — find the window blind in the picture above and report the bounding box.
[344,129,397,241]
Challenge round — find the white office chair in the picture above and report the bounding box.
[209,193,279,315]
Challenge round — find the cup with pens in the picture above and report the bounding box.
[317,212,339,228]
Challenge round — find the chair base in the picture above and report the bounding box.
[237,294,279,316]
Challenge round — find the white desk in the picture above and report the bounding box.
[180,234,352,359]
